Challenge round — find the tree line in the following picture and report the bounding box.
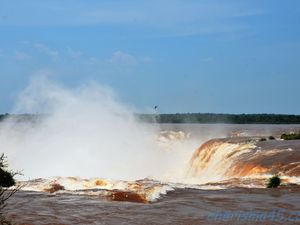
[137,113,300,124]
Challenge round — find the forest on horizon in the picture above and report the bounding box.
[1,113,300,124]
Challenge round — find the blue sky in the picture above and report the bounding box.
[0,0,299,114]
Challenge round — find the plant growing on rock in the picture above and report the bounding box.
[267,175,281,188]
[0,153,20,224]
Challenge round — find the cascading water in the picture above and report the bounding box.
[186,139,256,183]
[186,138,300,184]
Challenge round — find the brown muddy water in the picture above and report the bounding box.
[2,124,300,224]
[4,186,300,225]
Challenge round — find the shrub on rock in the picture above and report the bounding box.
[267,175,281,188]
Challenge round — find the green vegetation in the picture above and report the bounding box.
[0,154,18,225]
[267,175,281,188]
[281,131,300,140]
[259,137,267,142]
[137,113,300,124]
[0,155,15,188]
[259,136,276,142]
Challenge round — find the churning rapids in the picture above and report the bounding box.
[1,79,300,224]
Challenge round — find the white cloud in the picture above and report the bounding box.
[19,40,30,45]
[34,43,59,58]
[109,50,138,65]
[108,50,152,66]
[15,51,31,60]
[232,9,266,18]
[139,56,152,63]
[201,57,214,62]
[67,47,82,59]
[86,57,97,65]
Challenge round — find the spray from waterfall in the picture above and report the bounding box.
[0,76,187,180]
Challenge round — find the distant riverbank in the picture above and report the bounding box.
[138,113,300,124]
[1,113,300,124]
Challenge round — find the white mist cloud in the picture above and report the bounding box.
[0,76,176,180]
